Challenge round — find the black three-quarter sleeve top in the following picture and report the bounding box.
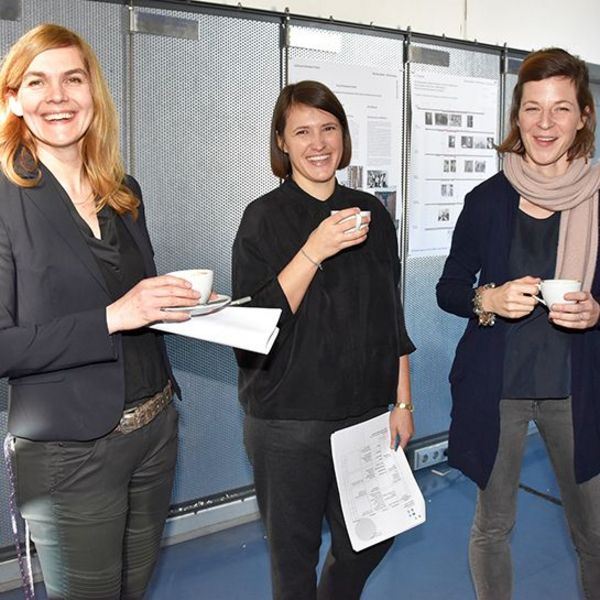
[232,179,415,421]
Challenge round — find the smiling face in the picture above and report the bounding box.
[277,103,344,200]
[9,46,93,160]
[517,76,586,177]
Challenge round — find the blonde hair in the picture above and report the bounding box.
[0,23,138,217]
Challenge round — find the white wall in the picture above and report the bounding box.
[203,0,600,64]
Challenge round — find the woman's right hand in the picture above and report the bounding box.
[106,275,201,334]
[303,207,369,263]
[481,275,540,319]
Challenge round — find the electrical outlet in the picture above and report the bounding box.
[412,440,448,470]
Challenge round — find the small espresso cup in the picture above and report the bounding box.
[331,210,371,232]
[536,279,582,307]
[168,269,214,304]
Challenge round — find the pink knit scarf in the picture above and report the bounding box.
[504,152,600,291]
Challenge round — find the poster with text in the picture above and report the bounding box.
[409,72,499,257]
[289,60,403,228]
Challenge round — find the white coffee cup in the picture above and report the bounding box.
[331,210,371,232]
[168,269,213,304]
[536,279,582,307]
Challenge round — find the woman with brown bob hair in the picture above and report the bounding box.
[0,23,199,599]
[438,47,600,599]
[233,80,415,599]
[269,79,353,178]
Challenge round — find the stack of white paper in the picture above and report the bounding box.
[331,412,426,552]
[151,306,281,355]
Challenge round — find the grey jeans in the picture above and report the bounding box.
[13,402,178,600]
[244,408,393,600]
[469,398,600,600]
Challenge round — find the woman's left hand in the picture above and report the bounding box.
[389,406,414,450]
[548,291,600,329]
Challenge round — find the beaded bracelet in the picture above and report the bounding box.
[473,283,496,326]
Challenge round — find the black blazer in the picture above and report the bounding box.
[0,165,177,441]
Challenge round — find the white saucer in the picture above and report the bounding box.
[163,294,231,317]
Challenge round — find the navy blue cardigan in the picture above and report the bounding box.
[437,171,600,488]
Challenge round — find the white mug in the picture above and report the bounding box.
[331,210,371,232]
[536,279,581,307]
[168,269,214,304]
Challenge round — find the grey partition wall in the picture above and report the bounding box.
[404,41,502,437]
[286,21,405,74]
[0,385,7,552]
[128,4,281,502]
[590,65,600,163]
[504,56,521,138]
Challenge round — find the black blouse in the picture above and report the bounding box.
[59,187,169,406]
[502,209,571,399]
[232,179,415,421]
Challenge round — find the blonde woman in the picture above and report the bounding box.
[0,24,197,599]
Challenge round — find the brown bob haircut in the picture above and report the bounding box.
[270,80,352,178]
[498,47,596,160]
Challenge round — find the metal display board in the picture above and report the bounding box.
[404,40,502,436]
[128,3,281,503]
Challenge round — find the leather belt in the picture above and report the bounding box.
[115,382,172,435]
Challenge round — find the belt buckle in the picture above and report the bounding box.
[118,411,139,434]
[116,384,170,435]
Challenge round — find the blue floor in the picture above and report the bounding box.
[1,432,582,599]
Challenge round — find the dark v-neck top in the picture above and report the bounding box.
[59,186,169,406]
[502,209,571,399]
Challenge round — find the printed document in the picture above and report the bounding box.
[151,306,281,355]
[331,412,426,551]
[409,71,499,257]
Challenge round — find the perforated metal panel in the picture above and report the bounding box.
[0,383,8,550]
[592,81,600,163]
[504,72,518,138]
[405,40,502,437]
[129,5,280,501]
[0,0,127,552]
[288,23,404,70]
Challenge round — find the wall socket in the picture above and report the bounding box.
[411,440,448,470]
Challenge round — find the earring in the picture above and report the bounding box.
[8,96,23,117]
